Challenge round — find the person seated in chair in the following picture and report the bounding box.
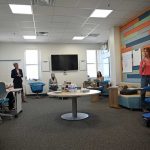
[49,73,58,91]
[97,71,104,82]
[0,82,15,110]
[96,71,104,87]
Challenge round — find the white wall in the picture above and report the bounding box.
[108,27,121,85]
[0,42,100,94]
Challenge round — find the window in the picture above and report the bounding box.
[86,50,97,77]
[86,50,110,78]
[25,50,39,80]
[103,57,110,77]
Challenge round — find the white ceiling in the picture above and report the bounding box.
[0,0,149,43]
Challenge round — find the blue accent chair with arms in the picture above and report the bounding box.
[29,82,45,98]
[99,80,110,96]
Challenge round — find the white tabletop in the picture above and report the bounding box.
[47,90,100,98]
[6,88,22,92]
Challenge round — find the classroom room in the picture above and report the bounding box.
[0,0,150,150]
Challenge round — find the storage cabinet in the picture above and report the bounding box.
[109,86,120,108]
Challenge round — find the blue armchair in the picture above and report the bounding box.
[29,82,45,98]
[143,86,150,109]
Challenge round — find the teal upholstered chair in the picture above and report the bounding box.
[99,80,110,96]
[29,81,45,98]
[0,82,9,110]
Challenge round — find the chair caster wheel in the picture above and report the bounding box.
[15,114,18,118]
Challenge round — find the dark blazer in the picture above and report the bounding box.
[11,69,23,88]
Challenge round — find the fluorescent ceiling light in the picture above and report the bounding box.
[73,36,85,40]
[90,9,113,18]
[9,4,32,14]
[23,36,36,40]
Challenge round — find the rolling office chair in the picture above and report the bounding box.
[0,82,13,119]
[29,82,45,98]
[0,82,9,111]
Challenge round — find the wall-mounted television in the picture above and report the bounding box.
[51,55,78,71]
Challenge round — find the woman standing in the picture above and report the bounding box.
[11,63,26,102]
[139,47,150,111]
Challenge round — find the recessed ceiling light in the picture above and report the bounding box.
[90,9,113,18]
[9,4,32,14]
[73,36,85,40]
[23,36,36,40]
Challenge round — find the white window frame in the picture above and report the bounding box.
[86,50,97,78]
[25,50,39,80]
[86,49,110,78]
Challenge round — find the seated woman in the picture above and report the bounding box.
[96,71,104,87]
[49,73,58,91]
[1,83,15,110]
[97,71,104,82]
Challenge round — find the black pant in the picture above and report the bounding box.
[6,92,15,110]
[141,75,150,109]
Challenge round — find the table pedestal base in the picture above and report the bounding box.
[61,113,89,120]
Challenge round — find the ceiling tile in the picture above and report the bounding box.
[53,7,92,17]
[33,5,54,15]
[54,0,79,7]
[76,0,99,9]
[0,0,149,43]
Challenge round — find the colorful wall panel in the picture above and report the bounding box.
[120,9,150,83]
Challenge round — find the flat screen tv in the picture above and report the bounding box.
[51,55,78,71]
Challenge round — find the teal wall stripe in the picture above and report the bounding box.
[122,16,150,34]
[133,66,139,70]
[124,26,150,44]
[121,10,150,83]
[132,40,150,50]
[139,10,150,21]
[125,31,149,45]
[126,35,150,47]
[127,74,141,78]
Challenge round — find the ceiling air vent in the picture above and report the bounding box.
[36,32,48,36]
[32,0,55,6]
[88,34,99,37]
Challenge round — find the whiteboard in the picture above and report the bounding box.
[122,51,132,73]
[133,48,141,66]
[80,60,86,71]
[0,60,22,84]
[41,60,50,72]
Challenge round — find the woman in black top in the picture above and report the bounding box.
[11,63,26,102]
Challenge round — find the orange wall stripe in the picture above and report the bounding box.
[143,44,150,48]
[120,18,139,32]
[121,47,132,53]
[124,20,150,37]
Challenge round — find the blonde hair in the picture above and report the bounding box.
[13,63,18,67]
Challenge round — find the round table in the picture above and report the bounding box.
[47,90,100,121]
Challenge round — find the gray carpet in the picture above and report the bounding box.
[0,96,150,150]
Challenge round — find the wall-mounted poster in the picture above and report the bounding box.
[42,60,50,72]
[80,60,86,71]
[122,51,132,73]
[133,48,141,66]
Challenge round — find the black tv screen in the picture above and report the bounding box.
[51,55,78,71]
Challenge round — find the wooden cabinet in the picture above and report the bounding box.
[109,86,120,108]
